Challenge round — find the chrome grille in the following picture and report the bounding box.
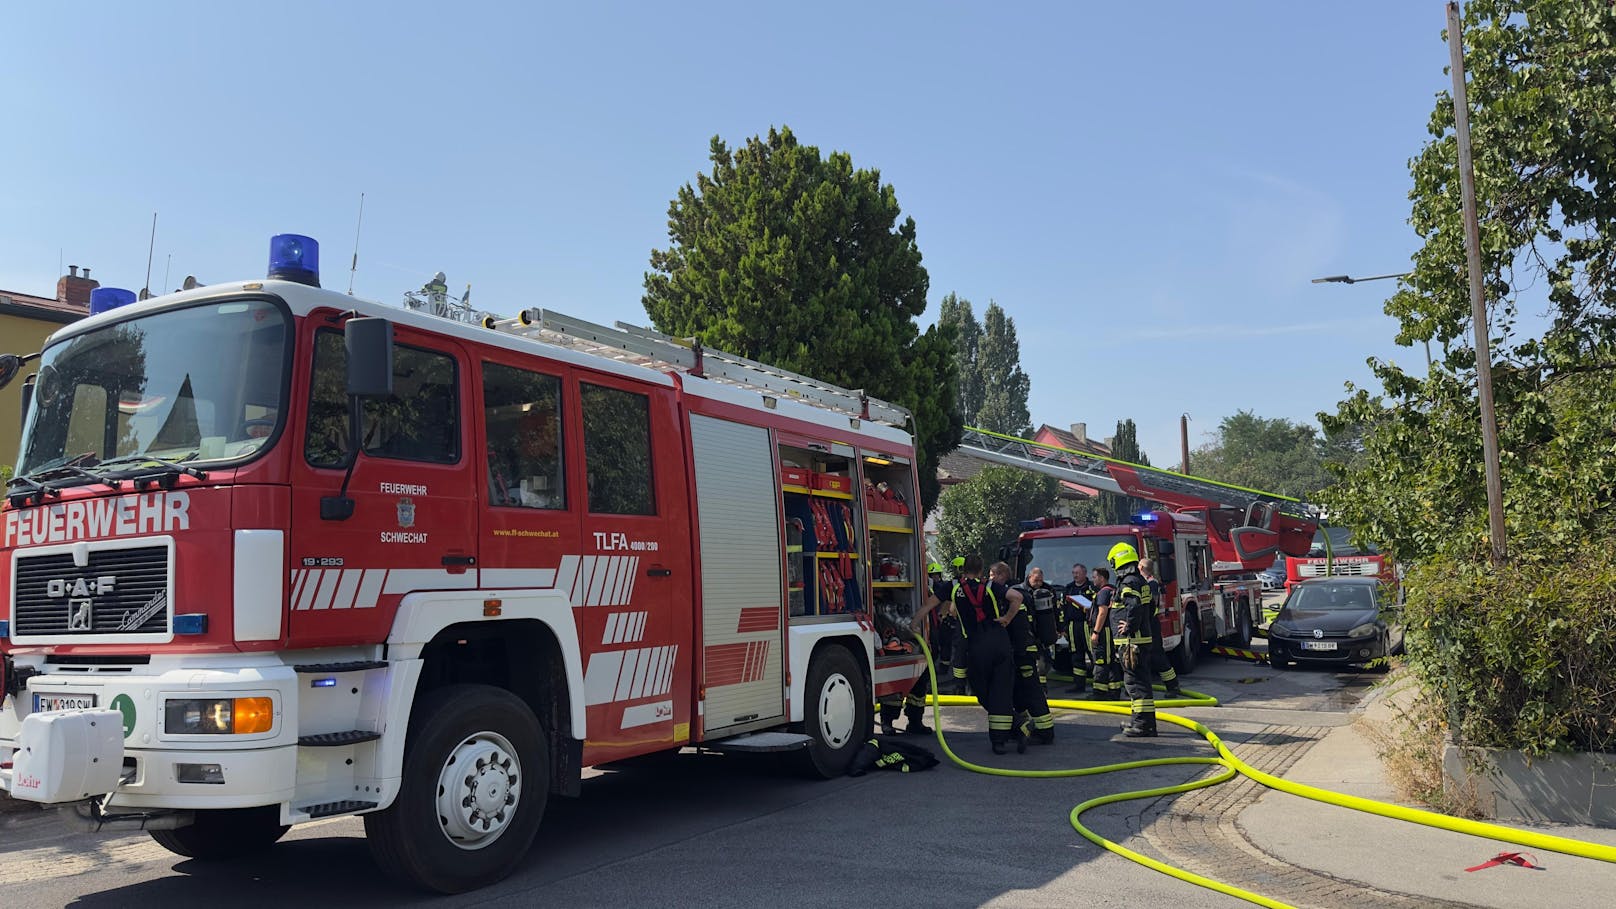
[1298,561,1372,578]
[13,546,170,636]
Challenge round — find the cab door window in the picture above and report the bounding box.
[483,362,566,509]
[580,382,654,515]
[305,330,459,467]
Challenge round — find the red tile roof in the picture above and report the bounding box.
[0,287,87,322]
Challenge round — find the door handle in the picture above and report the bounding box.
[647,567,672,577]
[442,555,477,567]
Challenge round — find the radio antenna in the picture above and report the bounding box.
[348,192,366,295]
[143,212,158,298]
[162,253,172,294]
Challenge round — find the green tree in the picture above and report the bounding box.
[1189,411,1333,500]
[1099,418,1151,523]
[643,126,961,511]
[934,466,1060,567]
[1318,1,1616,756]
[975,302,1033,436]
[939,293,983,426]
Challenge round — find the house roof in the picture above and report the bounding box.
[1034,423,1112,457]
[0,288,86,324]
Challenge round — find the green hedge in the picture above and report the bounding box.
[1404,548,1616,755]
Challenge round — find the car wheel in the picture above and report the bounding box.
[150,806,288,860]
[365,684,548,894]
[795,645,870,779]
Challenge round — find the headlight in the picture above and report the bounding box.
[1348,623,1379,639]
[1269,622,1292,636]
[164,697,274,735]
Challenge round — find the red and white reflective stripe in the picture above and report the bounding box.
[602,611,649,645]
[583,644,678,706]
[287,568,476,610]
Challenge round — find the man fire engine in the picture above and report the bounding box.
[0,234,931,893]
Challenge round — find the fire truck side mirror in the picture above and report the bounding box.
[344,318,394,398]
[0,351,40,391]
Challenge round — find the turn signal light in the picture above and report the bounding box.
[163,697,275,735]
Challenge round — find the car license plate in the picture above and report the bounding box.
[34,693,96,712]
[1301,641,1337,652]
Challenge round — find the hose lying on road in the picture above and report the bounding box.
[913,638,1616,909]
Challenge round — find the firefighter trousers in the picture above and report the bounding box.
[1090,625,1121,699]
[1149,618,1181,694]
[1013,647,1055,741]
[1064,609,1092,688]
[965,626,1016,746]
[1120,641,1156,731]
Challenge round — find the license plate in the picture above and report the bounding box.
[1301,641,1337,652]
[33,693,97,712]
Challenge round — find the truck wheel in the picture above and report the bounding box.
[365,684,549,894]
[1235,605,1254,648]
[150,806,288,859]
[1170,615,1200,675]
[795,645,870,779]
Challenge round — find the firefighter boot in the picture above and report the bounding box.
[1122,715,1158,738]
[879,703,901,737]
[904,704,933,736]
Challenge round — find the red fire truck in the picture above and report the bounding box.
[962,428,1319,672]
[1281,526,1393,593]
[0,234,930,893]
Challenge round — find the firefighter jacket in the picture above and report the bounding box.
[952,579,1012,638]
[1016,581,1061,615]
[1112,568,1154,646]
[1063,579,1096,626]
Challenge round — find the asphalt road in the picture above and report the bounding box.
[0,639,1376,909]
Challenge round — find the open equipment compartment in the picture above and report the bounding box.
[779,441,863,618]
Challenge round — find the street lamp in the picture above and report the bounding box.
[1310,271,1430,370]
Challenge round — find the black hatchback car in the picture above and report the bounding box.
[1266,577,1403,670]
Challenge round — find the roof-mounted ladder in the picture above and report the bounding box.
[956,427,1318,520]
[480,308,912,428]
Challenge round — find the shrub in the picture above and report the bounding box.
[1402,546,1616,755]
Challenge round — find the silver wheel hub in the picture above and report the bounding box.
[435,731,522,850]
[818,672,856,748]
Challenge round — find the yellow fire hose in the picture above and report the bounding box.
[913,637,1616,909]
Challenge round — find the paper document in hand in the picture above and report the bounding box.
[1067,594,1092,609]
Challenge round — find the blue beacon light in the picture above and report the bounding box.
[267,233,321,287]
[88,287,138,316]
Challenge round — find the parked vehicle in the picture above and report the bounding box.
[1259,564,1286,591]
[0,234,929,893]
[1279,526,1395,594]
[1266,577,1403,670]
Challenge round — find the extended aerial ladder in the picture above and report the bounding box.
[955,426,1320,567]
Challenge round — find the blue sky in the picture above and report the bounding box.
[0,2,1454,465]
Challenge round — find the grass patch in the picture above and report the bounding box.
[1357,669,1484,819]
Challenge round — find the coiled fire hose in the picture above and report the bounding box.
[912,637,1616,909]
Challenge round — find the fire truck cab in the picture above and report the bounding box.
[1009,509,1263,674]
[0,235,930,893]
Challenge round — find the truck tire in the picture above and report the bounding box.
[365,684,549,894]
[1235,604,1254,648]
[795,645,870,779]
[1170,614,1200,675]
[149,806,288,859]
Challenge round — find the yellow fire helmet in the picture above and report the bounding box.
[1107,541,1140,570]
[927,562,945,575]
[951,556,966,569]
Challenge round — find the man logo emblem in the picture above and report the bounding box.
[68,599,94,631]
[1313,628,1324,639]
[397,497,416,529]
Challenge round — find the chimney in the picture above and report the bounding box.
[57,264,100,309]
[1069,422,1087,443]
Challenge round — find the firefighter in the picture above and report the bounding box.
[995,561,1055,745]
[952,554,1024,754]
[925,561,963,695]
[1109,542,1157,737]
[1088,566,1123,701]
[947,555,971,693]
[1062,563,1097,694]
[1014,565,1062,686]
[1137,557,1184,699]
[877,565,948,736]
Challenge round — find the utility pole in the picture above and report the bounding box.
[1448,1,1508,565]
[1179,413,1191,474]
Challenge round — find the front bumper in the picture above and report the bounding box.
[1,657,299,808]
[1268,635,1385,665]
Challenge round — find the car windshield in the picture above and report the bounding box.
[1287,584,1378,612]
[1020,535,1134,584]
[17,298,289,476]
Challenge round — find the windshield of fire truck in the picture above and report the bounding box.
[1018,535,1135,585]
[16,298,289,477]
